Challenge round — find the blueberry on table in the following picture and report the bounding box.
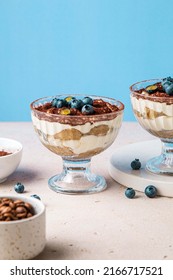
[30,194,41,200]
[14,182,25,193]
[131,159,141,170]
[145,185,157,198]
[81,104,94,115]
[125,188,135,199]
[82,96,93,105]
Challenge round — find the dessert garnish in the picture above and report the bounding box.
[0,198,34,221]
[131,159,141,170]
[125,188,136,199]
[36,96,119,116]
[161,76,173,95]
[144,185,157,198]
[81,104,94,115]
[82,96,93,105]
[60,108,71,115]
[0,150,12,157]
[146,84,158,94]
[14,182,25,193]
[139,76,173,96]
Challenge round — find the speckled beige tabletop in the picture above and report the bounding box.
[1,122,173,260]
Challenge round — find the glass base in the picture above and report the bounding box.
[48,159,107,194]
[146,155,173,175]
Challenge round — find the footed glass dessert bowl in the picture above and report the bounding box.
[130,77,173,175]
[30,94,124,194]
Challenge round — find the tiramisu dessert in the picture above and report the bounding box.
[30,95,124,160]
[130,77,173,139]
[130,77,173,175]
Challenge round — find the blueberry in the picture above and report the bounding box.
[78,99,84,108]
[165,76,173,83]
[161,77,173,93]
[162,80,172,91]
[81,104,94,115]
[145,185,157,198]
[30,194,41,200]
[125,188,136,199]
[65,96,75,106]
[52,98,58,107]
[165,83,173,95]
[55,99,65,108]
[70,99,83,109]
[14,182,25,193]
[131,159,141,170]
[82,96,93,105]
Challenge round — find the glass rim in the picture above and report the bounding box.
[30,94,124,118]
[130,78,173,100]
[129,78,162,91]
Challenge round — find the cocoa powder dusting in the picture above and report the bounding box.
[32,98,124,125]
[0,150,12,157]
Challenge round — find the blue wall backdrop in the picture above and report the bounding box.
[0,0,173,121]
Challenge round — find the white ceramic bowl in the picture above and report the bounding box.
[0,138,23,183]
[0,194,46,259]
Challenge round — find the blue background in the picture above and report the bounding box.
[0,0,173,121]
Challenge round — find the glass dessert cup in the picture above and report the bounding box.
[130,79,173,175]
[30,94,124,194]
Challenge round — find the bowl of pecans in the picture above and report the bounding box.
[0,195,46,259]
[0,138,23,183]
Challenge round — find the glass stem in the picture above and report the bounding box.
[62,158,91,177]
[48,157,107,194]
[161,140,173,167]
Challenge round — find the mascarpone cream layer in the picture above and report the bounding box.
[32,114,123,155]
[45,133,118,154]
[131,95,173,116]
[31,114,122,135]
[131,96,173,131]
